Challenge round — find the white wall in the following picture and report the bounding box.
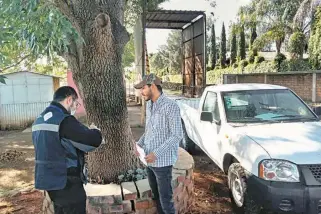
[0,72,54,105]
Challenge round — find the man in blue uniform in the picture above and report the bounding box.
[32,86,102,214]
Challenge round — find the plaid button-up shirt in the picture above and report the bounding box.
[137,93,183,167]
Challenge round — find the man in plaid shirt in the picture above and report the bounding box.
[134,73,183,214]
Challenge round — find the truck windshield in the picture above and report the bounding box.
[222,89,317,123]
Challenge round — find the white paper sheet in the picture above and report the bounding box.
[136,143,147,165]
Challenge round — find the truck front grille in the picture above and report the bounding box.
[307,165,321,182]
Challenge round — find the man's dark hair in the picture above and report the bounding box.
[156,85,163,93]
[53,86,78,102]
[147,84,163,93]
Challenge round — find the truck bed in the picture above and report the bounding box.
[167,95,200,110]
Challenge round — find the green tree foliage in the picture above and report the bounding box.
[205,17,215,66]
[220,22,227,67]
[150,30,182,76]
[122,34,135,68]
[210,24,216,69]
[0,0,167,82]
[230,25,237,65]
[238,25,246,60]
[248,25,258,63]
[288,31,306,59]
[253,0,303,53]
[0,1,77,83]
[309,5,321,69]
[125,0,169,29]
[250,25,258,50]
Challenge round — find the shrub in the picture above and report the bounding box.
[206,59,312,85]
[248,52,255,64]
[288,31,306,59]
[274,53,287,71]
[255,56,265,64]
[279,59,313,72]
[274,53,286,64]
[117,168,147,184]
[254,61,276,73]
[239,60,249,68]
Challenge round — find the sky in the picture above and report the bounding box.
[146,0,251,53]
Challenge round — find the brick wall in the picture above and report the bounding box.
[238,75,265,83]
[42,148,195,214]
[224,71,321,102]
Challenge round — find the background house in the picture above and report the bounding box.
[0,71,61,130]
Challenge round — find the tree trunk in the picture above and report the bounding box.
[55,0,140,183]
[276,40,282,54]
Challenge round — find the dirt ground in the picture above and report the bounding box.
[0,191,42,214]
[0,105,234,214]
[188,152,233,214]
[0,131,35,197]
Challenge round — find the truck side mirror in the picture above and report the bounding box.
[201,111,221,125]
[200,111,213,123]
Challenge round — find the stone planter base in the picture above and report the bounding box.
[42,148,194,214]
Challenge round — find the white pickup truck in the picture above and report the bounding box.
[172,84,321,214]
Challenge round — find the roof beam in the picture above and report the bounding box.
[146,19,191,24]
[145,25,183,30]
[147,10,205,16]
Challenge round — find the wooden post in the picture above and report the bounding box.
[140,0,147,126]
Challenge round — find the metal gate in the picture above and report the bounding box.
[182,16,206,97]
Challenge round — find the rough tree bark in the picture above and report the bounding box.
[276,40,282,54]
[54,0,140,183]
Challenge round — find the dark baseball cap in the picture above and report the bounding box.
[134,73,162,89]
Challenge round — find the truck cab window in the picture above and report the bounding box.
[203,92,220,121]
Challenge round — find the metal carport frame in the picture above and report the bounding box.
[141,8,207,97]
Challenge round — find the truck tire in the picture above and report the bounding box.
[228,163,261,214]
[181,120,196,153]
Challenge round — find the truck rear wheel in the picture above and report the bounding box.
[181,120,196,153]
[228,163,261,214]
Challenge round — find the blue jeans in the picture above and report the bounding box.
[146,166,175,214]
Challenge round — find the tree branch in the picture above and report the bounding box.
[112,19,130,48]
[0,55,31,73]
[303,19,313,31]
[63,36,82,72]
[53,0,82,35]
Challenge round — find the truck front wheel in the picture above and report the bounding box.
[228,163,261,214]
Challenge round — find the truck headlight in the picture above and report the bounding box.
[259,160,300,182]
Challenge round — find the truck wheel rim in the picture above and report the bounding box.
[231,174,244,207]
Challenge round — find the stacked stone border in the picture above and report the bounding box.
[42,148,194,214]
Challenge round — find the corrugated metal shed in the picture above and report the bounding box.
[146,10,205,29]
[0,71,61,130]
